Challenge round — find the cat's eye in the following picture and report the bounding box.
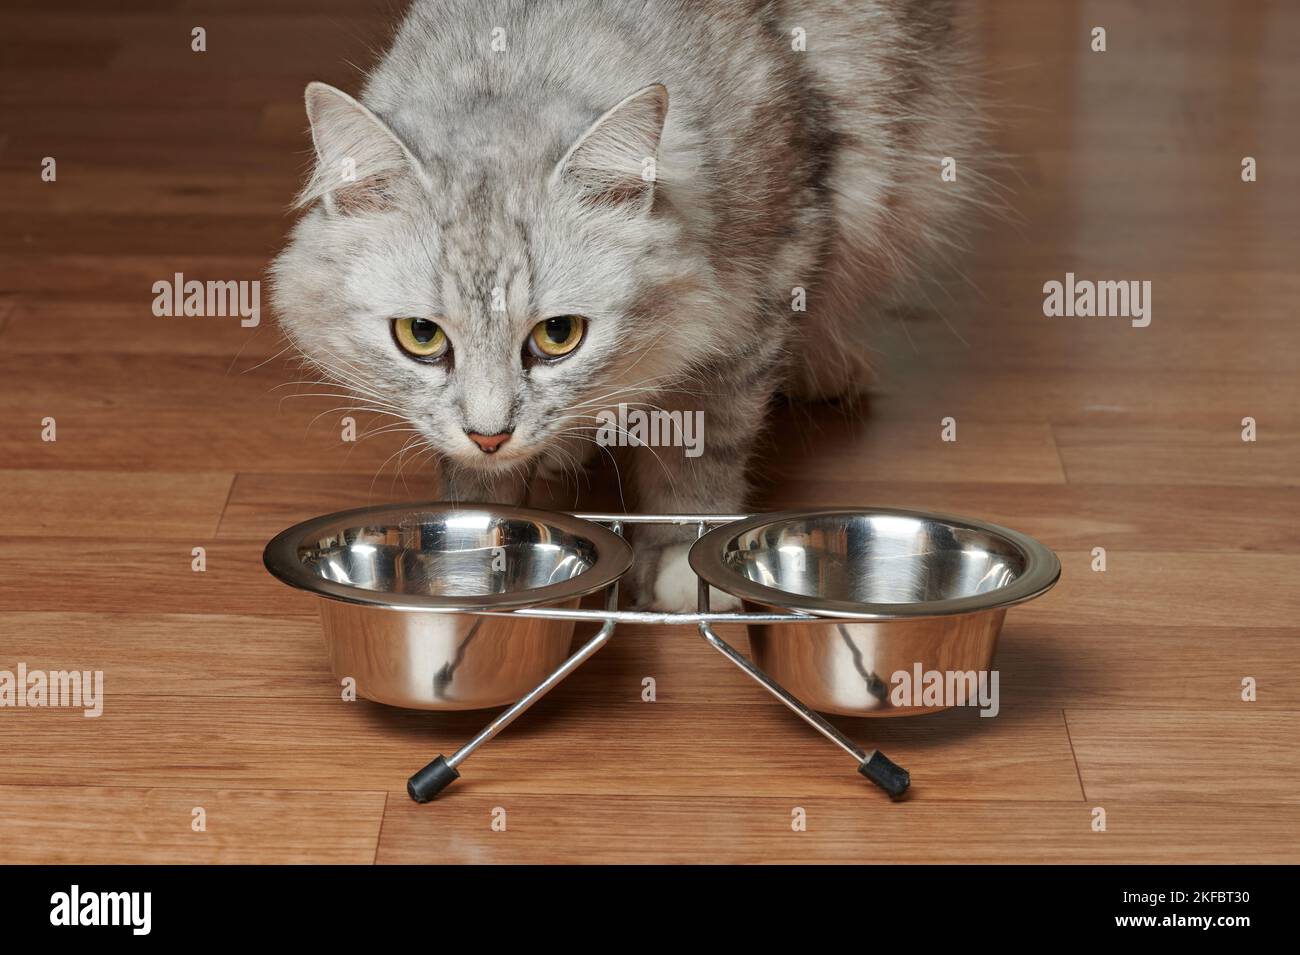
[528,315,586,360]
[392,317,449,361]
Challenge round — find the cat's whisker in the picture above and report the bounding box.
[304,406,408,432]
[406,442,442,483]
[565,370,683,409]
[233,338,299,378]
[302,351,404,403]
[309,370,400,407]
[555,427,678,494]
[369,433,427,496]
[281,393,406,415]
[391,430,439,493]
[272,380,406,411]
[353,423,427,444]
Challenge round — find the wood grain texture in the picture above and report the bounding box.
[1017,552,1300,629]
[1,0,1297,863]
[216,472,435,540]
[0,408,424,473]
[3,612,333,698]
[1052,419,1299,486]
[1067,709,1300,805]
[995,625,1300,711]
[374,796,1300,864]
[0,469,232,537]
[0,539,314,615]
[0,696,1081,802]
[0,299,287,356]
[0,786,385,864]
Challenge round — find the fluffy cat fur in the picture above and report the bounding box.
[270,0,983,610]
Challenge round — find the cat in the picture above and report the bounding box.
[270,0,983,611]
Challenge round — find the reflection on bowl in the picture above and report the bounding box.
[690,508,1059,715]
[264,504,632,709]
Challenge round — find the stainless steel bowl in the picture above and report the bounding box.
[689,508,1060,717]
[263,504,633,710]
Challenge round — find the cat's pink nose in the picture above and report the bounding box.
[466,431,512,454]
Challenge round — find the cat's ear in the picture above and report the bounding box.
[552,84,668,213]
[297,81,420,215]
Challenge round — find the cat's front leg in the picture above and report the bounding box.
[626,383,771,612]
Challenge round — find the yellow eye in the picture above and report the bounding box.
[528,315,586,359]
[392,317,448,360]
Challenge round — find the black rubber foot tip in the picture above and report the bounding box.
[407,755,460,803]
[859,750,910,798]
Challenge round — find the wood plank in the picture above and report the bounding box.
[864,280,1300,380]
[0,254,269,298]
[0,138,299,170]
[0,408,424,473]
[996,624,1300,711]
[976,0,1300,55]
[0,71,321,109]
[0,697,1081,802]
[0,13,387,57]
[0,169,296,216]
[0,539,313,614]
[375,795,1300,864]
[762,413,1067,485]
[0,786,385,864]
[1067,709,1300,805]
[0,299,288,357]
[0,469,231,537]
[0,351,320,409]
[1018,551,1300,629]
[2,613,333,699]
[0,40,116,70]
[0,213,285,256]
[3,111,269,150]
[869,372,1297,423]
[1053,418,1300,486]
[216,472,444,540]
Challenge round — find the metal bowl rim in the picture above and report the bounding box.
[688,506,1061,621]
[262,501,633,612]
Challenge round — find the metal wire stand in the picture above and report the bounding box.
[406,514,909,802]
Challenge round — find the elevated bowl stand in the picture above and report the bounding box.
[405,514,909,803]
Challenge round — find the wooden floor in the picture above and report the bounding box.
[2,0,1298,864]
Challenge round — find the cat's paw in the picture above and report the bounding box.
[642,543,741,614]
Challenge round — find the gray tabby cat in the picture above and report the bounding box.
[270,0,981,610]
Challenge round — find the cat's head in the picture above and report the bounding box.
[270,81,718,483]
